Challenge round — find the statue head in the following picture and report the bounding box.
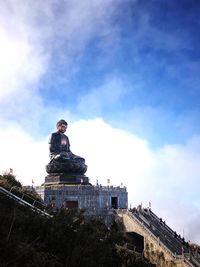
[56,119,68,133]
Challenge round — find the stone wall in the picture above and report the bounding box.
[35,184,128,214]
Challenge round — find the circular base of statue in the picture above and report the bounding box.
[46,158,87,175]
[45,173,90,185]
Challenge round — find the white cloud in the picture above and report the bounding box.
[0,1,48,131]
[0,3,47,101]
[0,118,200,244]
[1,99,199,243]
[0,126,48,185]
[70,118,155,184]
[69,119,200,244]
[0,0,199,246]
[0,0,120,127]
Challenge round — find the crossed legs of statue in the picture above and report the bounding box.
[53,152,85,163]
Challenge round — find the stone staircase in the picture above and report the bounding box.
[117,207,200,267]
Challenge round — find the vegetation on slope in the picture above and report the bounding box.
[0,174,152,267]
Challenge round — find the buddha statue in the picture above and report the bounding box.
[46,120,87,175]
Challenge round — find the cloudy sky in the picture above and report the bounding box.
[0,0,200,243]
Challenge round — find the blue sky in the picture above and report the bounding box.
[0,0,200,243]
[36,0,200,146]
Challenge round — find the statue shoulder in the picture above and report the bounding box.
[51,132,59,137]
[49,132,60,143]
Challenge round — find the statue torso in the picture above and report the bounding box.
[49,132,70,158]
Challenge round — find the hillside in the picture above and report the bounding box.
[0,174,152,267]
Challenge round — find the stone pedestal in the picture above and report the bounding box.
[35,184,128,212]
[45,173,90,185]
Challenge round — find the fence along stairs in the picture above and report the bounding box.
[0,186,51,218]
[129,207,200,267]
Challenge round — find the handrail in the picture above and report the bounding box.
[184,256,199,267]
[9,187,45,209]
[134,209,189,253]
[148,209,184,243]
[127,211,181,259]
[0,186,51,218]
[118,209,198,266]
[127,210,199,267]
[190,255,200,267]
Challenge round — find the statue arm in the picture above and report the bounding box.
[49,133,61,154]
[67,137,72,153]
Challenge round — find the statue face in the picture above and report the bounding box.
[57,124,67,133]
